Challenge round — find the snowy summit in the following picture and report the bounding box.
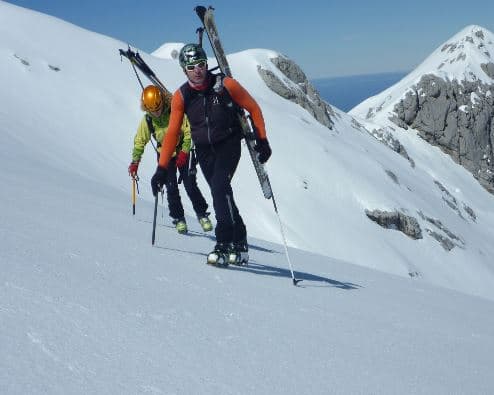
[351,25,494,200]
[351,24,494,120]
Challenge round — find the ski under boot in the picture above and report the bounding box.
[228,241,249,266]
[207,242,231,267]
[173,218,188,234]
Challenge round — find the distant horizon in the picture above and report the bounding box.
[4,0,494,79]
[311,70,409,112]
[311,69,411,81]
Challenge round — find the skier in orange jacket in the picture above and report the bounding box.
[151,43,272,265]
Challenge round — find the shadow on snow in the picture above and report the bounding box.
[234,261,362,290]
[154,242,361,290]
[142,217,358,289]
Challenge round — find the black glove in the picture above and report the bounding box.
[151,166,168,196]
[255,138,272,164]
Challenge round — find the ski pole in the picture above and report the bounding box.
[161,189,165,222]
[131,175,140,215]
[132,177,136,215]
[270,189,301,286]
[247,119,300,284]
[152,191,159,245]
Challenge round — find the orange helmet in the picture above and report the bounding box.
[141,85,163,112]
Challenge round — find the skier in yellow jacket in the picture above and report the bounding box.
[128,85,212,234]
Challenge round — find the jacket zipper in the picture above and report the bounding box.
[204,95,213,147]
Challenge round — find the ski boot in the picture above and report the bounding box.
[173,218,188,234]
[228,240,249,266]
[198,213,213,232]
[207,242,231,267]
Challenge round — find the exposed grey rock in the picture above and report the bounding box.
[434,180,464,219]
[257,55,335,129]
[481,62,494,79]
[14,53,29,66]
[418,211,465,251]
[441,43,458,53]
[433,180,479,222]
[426,229,456,251]
[365,209,423,239]
[463,203,477,222]
[385,169,399,184]
[434,180,458,205]
[369,128,415,167]
[475,30,485,40]
[351,118,367,132]
[392,74,494,193]
[388,115,409,130]
[271,56,306,84]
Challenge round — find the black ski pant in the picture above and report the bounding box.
[195,135,247,245]
[165,156,209,220]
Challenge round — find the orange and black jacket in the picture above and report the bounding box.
[158,73,266,169]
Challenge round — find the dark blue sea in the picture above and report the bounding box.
[311,71,408,112]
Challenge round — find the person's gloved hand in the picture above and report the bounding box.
[128,161,139,176]
[151,166,168,196]
[175,151,189,168]
[255,138,272,164]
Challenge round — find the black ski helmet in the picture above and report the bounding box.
[179,43,207,68]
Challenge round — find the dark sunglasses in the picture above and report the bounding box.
[185,60,207,71]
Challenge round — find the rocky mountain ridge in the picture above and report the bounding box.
[351,25,494,193]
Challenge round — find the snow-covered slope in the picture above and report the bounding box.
[3,113,494,394]
[1,0,494,303]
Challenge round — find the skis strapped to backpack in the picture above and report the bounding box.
[195,6,273,200]
[119,47,171,95]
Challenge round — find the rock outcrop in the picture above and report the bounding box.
[258,55,335,129]
[365,209,423,240]
[392,74,494,192]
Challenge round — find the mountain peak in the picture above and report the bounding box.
[350,24,494,196]
[423,24,494,83]
[452,24,491,42]
[440,24,493,57]
[351,24,494,121]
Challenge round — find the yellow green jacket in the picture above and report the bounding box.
[131,109,192,162]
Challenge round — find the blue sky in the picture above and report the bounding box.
[6,0,494,78]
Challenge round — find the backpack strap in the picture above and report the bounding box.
[145,114,161,149]
[145,114,161,162]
